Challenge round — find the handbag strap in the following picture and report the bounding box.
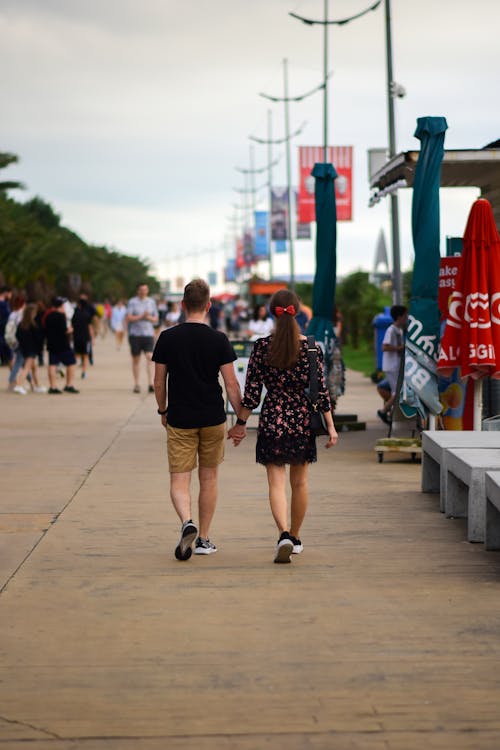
[306,335,319,405]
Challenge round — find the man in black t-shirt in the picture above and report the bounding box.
[45,297,79,395]
[153,279,244,561]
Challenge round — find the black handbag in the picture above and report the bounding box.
[306,335,329,436]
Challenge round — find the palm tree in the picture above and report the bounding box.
[0,152,25,192]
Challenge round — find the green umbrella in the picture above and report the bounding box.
[400,116,448,419]
[307,162,338,377]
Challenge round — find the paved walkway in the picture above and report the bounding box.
[1,338,500,749]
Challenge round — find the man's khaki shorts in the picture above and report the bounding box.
[166,423,225,473]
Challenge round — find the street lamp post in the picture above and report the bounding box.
[385,0,403,304]
[283,59,295,289]
[260,63,326,290]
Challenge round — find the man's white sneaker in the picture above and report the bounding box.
[194,537,217,554]
[13,385,28,395]
[33,386,47,393]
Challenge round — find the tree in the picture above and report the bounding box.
[0,152,25,192]
[336,271,391,348]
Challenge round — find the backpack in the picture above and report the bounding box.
[4,317,18,349]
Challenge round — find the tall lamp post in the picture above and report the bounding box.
[385,0,403,304]
[289,0,404,303]
[260,62,327,290]
[250,114,306,281]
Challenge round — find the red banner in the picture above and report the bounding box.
[438,256,462,318]
[298,145,353,223]
[235,237,245,268]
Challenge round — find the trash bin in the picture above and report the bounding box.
[372,307,393,371]
[482,415,500,431]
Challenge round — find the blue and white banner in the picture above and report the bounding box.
[274,239,287,254]
[254,211,269,259]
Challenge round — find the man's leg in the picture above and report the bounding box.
[290,463,309,539]
[198,465,218,539]
[132,354,141,388]
[170,471,197,560]
[66,364,76,387]
[48,364,57,389]
[145,350,154,388]
[170,471,192,522]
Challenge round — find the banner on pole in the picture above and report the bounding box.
[225,258,237,282]
[298,146,353,223]
[271,187,289,240]
[274,239,287,254]
[254,211,270,259]
[235,236,245,268]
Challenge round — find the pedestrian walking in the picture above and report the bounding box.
[376,305,408,425]
[45,297,79,394]
[153,278,243,561]
[72,298,94,379]
[126,283,158,393]
[0,285,12,367]
[110,299,127,350]
[228,288,338,564]
[246,304,274,341]
[13,303,46,394]
[5,295,26,391]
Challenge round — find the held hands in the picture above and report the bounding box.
[227,423,246,447]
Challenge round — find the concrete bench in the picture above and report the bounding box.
[485,471,500,551]
[421,431,500,512]
[444,449,500,543]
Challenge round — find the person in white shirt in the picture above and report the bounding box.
[126,283,159,393]
[247,304,274,341]
[377,305,408,425]
[111,299,127,350]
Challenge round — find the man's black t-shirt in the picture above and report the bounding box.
[45,311,70,353]
[152,322,237,428]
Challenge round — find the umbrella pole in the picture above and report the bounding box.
[473,379,483,431]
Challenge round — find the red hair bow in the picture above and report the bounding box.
[275,305,296,317]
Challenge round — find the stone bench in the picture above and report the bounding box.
[444,449,500,543]
[485,471,500,551]
[421,431,500,512]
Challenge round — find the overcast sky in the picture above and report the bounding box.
[1,0,499,289]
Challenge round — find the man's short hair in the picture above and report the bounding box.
[390,304,407,321]
[183,279,210,312]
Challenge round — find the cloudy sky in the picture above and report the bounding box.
[1,0,499,289]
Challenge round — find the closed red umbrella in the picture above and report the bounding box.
[437,198,500,426]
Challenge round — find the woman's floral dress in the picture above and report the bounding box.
[241,336,331,465]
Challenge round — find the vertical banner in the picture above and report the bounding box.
[207,271,217,286]
[225,258,236,282]
[254,210,270,259]
[295,189,311,239]
[274,239,287,254]
[243,230,254,265]
[235,237,245,268]
[298,146,353,223]
[271,187,289,240]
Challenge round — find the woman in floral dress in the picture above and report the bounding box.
[228,289,338,563]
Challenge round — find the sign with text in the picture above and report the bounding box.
[298,145,353,223]
[438,256,462,318]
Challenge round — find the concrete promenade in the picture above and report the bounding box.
[1,338,500,749]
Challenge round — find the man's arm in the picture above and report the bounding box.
[154,362,168,428]
[220,362,242,415]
